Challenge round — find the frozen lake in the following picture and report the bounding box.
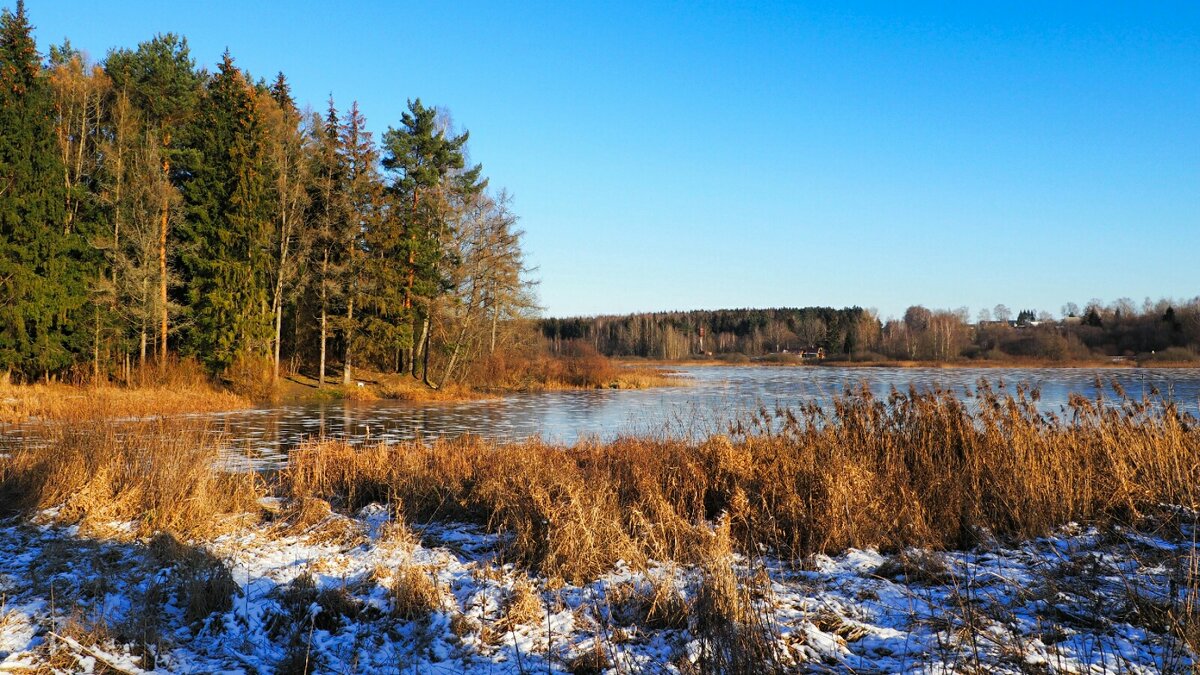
[186,365,1200,463]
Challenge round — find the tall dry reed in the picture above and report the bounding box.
[0,379,248,424]
[283,386,1200,581]
[0,420,260,537]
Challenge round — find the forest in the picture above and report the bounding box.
[0,2,536,389]
[543,299,1200,363]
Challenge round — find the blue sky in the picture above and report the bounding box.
[27,1,1200,320]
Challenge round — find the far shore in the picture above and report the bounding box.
[619,356,1200,370]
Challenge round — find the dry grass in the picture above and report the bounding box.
[499,576,543,629]
[0,380,248,424]
[606,572,690,630]
[687,522,784,674]
[0,420,261,538]
[282,385,1200,582]
[4,382,1197,590]
[388,563,443,620]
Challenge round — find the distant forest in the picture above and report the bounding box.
[0,2,535,387]
[542,299,1200,363]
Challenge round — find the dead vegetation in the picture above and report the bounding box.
[387,563,444,620]
[2,384,1196,584]
[0,420,261,538]
[281,385,1200,581]
[0,382,1197,670]
[0,358,249,424]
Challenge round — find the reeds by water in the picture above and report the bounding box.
[1,384,1197,670]
[282,385,1200,581]
[2,384,1196,578]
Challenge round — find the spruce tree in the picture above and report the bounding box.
[304,99,350,387]
[337,102,382,384]
[177,51,273,370]
[0,1,78,378]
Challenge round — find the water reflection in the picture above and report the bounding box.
[188,366,1200,463]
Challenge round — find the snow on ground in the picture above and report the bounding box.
[0,508,1195,674]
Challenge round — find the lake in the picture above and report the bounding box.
[187,365,1200,464]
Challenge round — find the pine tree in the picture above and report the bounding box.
[381,99,483,384]
[0,1,78,378]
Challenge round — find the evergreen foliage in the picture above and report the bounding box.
[0,1,79,376]
[177,52,273,370]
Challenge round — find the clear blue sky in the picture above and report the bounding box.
[27,1,1200,320]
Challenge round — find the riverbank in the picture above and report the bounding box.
[0,362,683,424]
[274,364,682,404]
[0,388,1197,671]
[0,381,251,425]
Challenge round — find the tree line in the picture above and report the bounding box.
[542,308,879,359]
[0,2,534,387]
[544,298,1200,363]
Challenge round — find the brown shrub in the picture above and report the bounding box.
[223,354,280,402]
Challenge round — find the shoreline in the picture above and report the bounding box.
[0,363,684,423]
[619,357,1200,370]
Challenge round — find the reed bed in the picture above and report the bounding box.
[0,420,261,537]
[0,386,1197,670]
[283,386,1200,581]
[2,384,1196,582]
[0,381,249,424]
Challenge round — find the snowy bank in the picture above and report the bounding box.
[0,506,1195,673]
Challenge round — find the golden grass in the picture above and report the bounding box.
[282,385,1200,582]
[0,420,261,538]
[388,563,444,620]
[498,576,543,629]
[3,382,1196,590]
[0,381,249,424]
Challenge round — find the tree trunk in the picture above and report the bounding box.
[158,149,170,362]
[404,188,418,309]
[319,308,327,389]
[411,315,428,379]
[342,294,353,385]
[272,178,293,380]
[490,301,499,355]
[92,307,100,384]
[421,326,436,389]
[318,249,329,388]
[273,299,283,380]
[439,320,472,389]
